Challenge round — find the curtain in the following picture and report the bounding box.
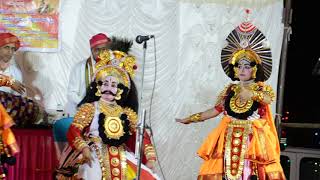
[6,129,57,180]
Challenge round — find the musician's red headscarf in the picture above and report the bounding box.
[89,33,111,49]
[0,33,20,50]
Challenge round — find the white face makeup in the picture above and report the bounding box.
[237,59,253,82]
[100,76,119,102]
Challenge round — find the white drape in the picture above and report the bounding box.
[15,0,283,179]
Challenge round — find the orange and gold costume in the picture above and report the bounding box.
[0,75,19,156]
[0,104,19,156]
[197,83,285,180]
[0,75,19,179]
[189,20,286,180]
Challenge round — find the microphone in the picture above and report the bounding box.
[135,35,154,44]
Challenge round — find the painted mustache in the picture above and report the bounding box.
[101,90,116,96]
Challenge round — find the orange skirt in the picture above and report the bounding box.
[0,104,19,155]
[197,106,286,180]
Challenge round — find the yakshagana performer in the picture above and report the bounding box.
[56,38,159,180]
[0,76,19,179]
[176,21,286,180]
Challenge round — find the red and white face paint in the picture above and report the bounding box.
[100,76,119,102]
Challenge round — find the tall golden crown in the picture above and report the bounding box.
[93,50,137,88]
[95,50,137,78]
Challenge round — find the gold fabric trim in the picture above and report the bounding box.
[225,120,252,180]
[257,128,268,161]
[123,107,138,133]
[266,171,286,180]
[73,137,88,151]
[94,144,127,180]
[262,84,275,102]
[93,143,111,180]
[119,146,127,180]
[229,84,254,113]
[99,102,125,140]
[72,103,95,131]
[197,174,223,180]
[231,49,262,65]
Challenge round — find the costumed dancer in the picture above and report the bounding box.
[55,37,159,180]
[0,75,19,179]
[176,21,286,180]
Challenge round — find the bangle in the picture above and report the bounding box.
[252,91,264,102]
[8,78,15,87]
[189,113,202,122]
[0,75,14,87]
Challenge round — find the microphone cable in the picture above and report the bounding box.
[146,36,167,180]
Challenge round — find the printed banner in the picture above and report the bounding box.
[0,0,60,52]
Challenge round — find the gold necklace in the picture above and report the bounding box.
[229,84,254,114]
[99,101,125,140]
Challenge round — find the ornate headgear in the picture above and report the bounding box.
[221,21,272,81]
[93,50,137,89]
[89,33,111,48]
[0,33,20,50]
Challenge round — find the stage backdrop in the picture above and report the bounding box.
[15,0,284,179]
[0,0,60,52]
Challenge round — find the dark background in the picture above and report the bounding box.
[280,2,320,179]
[282,0,320,149]
[283,0,320,123]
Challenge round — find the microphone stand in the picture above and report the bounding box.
[135,41,148,180]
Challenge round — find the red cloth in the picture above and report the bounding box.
[126,131,152,164]
[89,33,111,48]
[6,129,57,180]
[0,33,20,49]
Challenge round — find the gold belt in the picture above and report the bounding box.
[229,118,253,127]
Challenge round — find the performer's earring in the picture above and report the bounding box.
[95,87,101,97]
[251,66,257,79]
[115,89,123,100]
[233,67,239,78]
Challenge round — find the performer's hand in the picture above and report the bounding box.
[11,80,26,94]
[82,147,93,167]
[175,118,190,124]
[146,160,156,170]
[239,86,253,101]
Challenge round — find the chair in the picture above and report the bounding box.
[52,117,73,159]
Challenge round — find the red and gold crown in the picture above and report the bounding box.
[93,50,137,88]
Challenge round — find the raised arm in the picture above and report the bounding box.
[176,84,231,124]
[176,107,222,124]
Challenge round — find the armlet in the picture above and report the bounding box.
[123,107,138,133]
[72,103,95,131]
